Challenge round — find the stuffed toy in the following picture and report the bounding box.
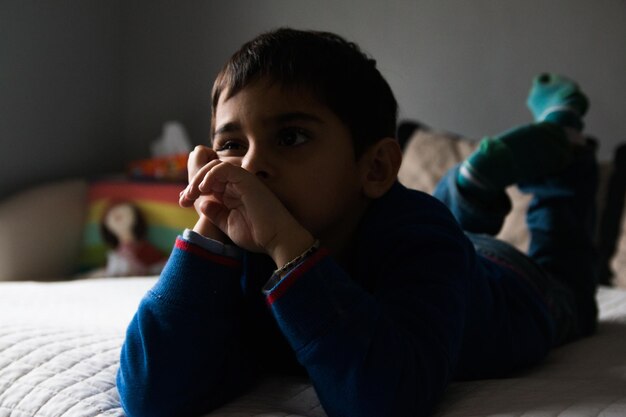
[100,201,167,277]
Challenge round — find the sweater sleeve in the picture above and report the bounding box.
[116,236,254,417]
[264,224,472,417]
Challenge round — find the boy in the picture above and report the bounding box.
[117,28,598,417]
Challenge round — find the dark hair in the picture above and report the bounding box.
[211,28,398,157]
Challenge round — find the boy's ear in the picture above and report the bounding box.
[359,137,403,199]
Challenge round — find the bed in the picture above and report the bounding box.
[1,123,625,417]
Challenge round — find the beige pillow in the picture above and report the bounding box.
[0,179,88,281]
[612,217,626,287]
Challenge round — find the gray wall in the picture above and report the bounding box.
[0,0,123,199]
[2,0,625,199]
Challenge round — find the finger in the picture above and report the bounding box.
[189,159,223,195]
[179,189,195,207]
[180,159,223,206]
[199,197,237,240]
[187,145,218,179]
[198,161,246,195]
[199,197,226,220]
[179,186,199,207]
[180,147,211,207]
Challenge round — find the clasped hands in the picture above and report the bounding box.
[179,146,315,269]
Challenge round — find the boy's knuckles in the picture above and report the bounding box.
[188,146,218,176]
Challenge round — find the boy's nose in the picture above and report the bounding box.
[241,147,271,179]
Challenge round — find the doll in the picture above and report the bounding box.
[100,201,166,277]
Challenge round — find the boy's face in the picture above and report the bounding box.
[212,80,370,251]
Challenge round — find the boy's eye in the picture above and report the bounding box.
[277,128,310,147]
[215,140,246,153]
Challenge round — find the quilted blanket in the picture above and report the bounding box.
[0,278,141,417]
[1,278,626,417]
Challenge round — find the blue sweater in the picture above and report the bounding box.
[117,182,554,417]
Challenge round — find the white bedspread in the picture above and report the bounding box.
[0,278,147,417]
[1,278,625,417]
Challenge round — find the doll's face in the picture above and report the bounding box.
[104,203,135,239]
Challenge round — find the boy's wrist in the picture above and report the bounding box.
[183,229,243,260]
[268,223,316,269]
[193,216,228,243]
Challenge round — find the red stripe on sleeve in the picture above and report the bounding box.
[175,238,241,268]
[266,248,329,305]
